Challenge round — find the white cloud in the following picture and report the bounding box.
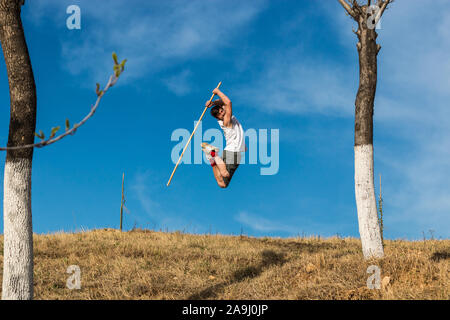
[162,69,192,96]
[129,170,162,222]
[235,211,299,234]
[341,1,450,238]
[374,1,450,237]
[22,0,450,238]
[25,0,268,83]
[298,0,450,238]
[235,50,356,116]
[129,170,205,232]
[235,0,450,238]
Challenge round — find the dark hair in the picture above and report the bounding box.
[210,106,222,119]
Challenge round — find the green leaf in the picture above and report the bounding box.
[50,126,60,139]
[112,52,118,65]
[120,59,127,70]
[111,53,127,77]
[114,65,121,77]
[96,83,104,97]
[65,119,70,131]
[39,130,45,140]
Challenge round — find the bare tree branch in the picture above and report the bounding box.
[338,0,357,19]
[378,0,392,18]
[374,0,392,24]
[0,53,126,151]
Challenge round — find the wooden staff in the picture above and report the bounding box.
[120,172,124,231]
[166,82,222,186]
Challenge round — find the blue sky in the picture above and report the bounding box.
[0,0,449,240]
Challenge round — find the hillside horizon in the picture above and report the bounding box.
[1,229,447,299]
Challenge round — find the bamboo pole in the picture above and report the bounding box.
[120,172,124,231]
[166,82,222,186]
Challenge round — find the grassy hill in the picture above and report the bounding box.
[0,229,448,299]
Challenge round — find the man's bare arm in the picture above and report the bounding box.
[213,88,232,127]
[212,99,225,107]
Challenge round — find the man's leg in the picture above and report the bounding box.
[212,153,230,179]
[214,150,240,188]
[202,143,230,188]
[210,150,230,188]
[210,162,228,188]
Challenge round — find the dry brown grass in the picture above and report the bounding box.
[0,229,448,300]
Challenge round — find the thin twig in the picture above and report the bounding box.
[375,0,392,24]
[0,74,120,151]
[337,0,357,19]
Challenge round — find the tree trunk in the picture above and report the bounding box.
[0,0,36,299]
[354,15,384,259]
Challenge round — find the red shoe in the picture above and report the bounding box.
[201,142,219,160]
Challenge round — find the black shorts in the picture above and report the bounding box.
[222,150,241,187]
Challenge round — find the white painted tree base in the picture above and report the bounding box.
[354,144,384,259]
[2,158,34,300]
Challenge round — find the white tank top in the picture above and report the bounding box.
[218,115,246,152]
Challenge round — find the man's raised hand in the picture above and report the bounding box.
[205,100,213,108]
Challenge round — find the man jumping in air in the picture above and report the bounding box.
[201,88,246,188]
